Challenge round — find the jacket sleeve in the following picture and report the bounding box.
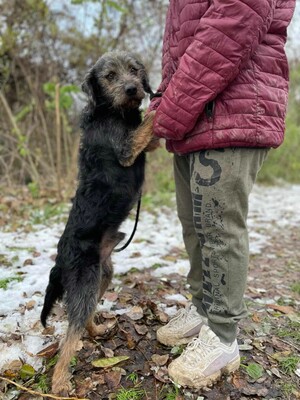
[154,0,276,140]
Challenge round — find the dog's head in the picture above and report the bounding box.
[82,51,153,110]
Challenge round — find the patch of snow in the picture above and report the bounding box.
[0,184,299,369]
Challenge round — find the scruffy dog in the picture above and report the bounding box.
[40,51,157,395]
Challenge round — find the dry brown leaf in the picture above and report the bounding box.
[25,300,36,310]
[133,323,148,335]
[36,342,59,358]
[126,306,144,320]
[267,304,295,315]
[101,346,114,358]
[151,354,169,366]
[42,326,55,336]
[104,292,119,302]
[104,370,122,389]
[251,312,261,323]
[23,259,33,266]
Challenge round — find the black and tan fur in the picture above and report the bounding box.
[40,51,157,395]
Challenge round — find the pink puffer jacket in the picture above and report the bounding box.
[149,0,296,154]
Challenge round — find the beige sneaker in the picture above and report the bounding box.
[168,325,240,389]
[157,304,207,346]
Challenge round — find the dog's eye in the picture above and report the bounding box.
[130,67,138,75]
[106,72,116,81]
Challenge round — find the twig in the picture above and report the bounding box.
[0,376,87,400]
[55,82,62,200]
[276,337,300,352]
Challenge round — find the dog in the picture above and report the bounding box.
[40,51,158,395]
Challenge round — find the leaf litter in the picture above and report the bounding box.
[0,184,300,399]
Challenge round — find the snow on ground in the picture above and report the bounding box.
[0,184,299,370]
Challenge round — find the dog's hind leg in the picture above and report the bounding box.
[86,230,124,338]
[52,263,100,395]
[51,325,82,396]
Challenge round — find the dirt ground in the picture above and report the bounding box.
[0,225,299,400]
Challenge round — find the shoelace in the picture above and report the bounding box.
[182,336,215,364]
[168,305,195,327]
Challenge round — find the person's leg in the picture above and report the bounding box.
[189,147,268,344]
[156,154,206,346]
[173,154,205,308]
[167,147,268,389]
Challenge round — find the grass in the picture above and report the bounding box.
[291,282,300,295]
[0,276,23,289]
[278,356,300,375]
[277,321,300,343]
[126,372,139,384]
[33,374,49,394]
[116,386,145,400]
[159,383,180,400]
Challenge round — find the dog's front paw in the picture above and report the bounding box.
[144,137,160,152]
[119,156,135,167]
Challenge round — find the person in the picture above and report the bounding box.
[147,0,296,389]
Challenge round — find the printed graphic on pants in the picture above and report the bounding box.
[191,151,227,316]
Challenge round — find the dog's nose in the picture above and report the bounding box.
[125,84,137,96]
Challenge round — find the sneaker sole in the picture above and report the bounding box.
[168,356,240,389]
[156,330,199,347]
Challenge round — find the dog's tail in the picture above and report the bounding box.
[40,265,64,327]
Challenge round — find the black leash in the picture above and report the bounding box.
[149,91,162,101]
[114,92,161,253]
[114,192,142,252]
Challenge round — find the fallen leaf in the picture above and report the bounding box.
[102,346,114,358]
[151,354,169,366]
[251,312,261,323]
[42,326,55,335]
[36,342,59,358]
[20,364,35,379]
[268,304,295,314]
[126,306,144,320]
[104,292,119,302]
[92,355,129,368]
[25,300,36,310]
[104,370,122,389]
[271,367,281,378]
[23,259,33,266]
[232,374,247,389]
[134,323,148,335]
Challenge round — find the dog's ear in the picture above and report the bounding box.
[81,68,98,107]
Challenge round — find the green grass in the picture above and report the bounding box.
[0,276,24,289]
[277,321,300,343]
[33,374,49,394]
[291,282,300,295]
[116,386,145,400]
[278,355,300,375]
[126,372,139,384]
[281,382,298,398]
[159,383,180,400]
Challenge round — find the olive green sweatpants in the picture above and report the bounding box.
[174,148,268,344]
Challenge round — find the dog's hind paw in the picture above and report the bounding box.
[52,377,72,397]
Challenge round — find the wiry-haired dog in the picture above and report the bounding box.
[40,51,158,395]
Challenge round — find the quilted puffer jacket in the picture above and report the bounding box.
[149,0,296,154]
